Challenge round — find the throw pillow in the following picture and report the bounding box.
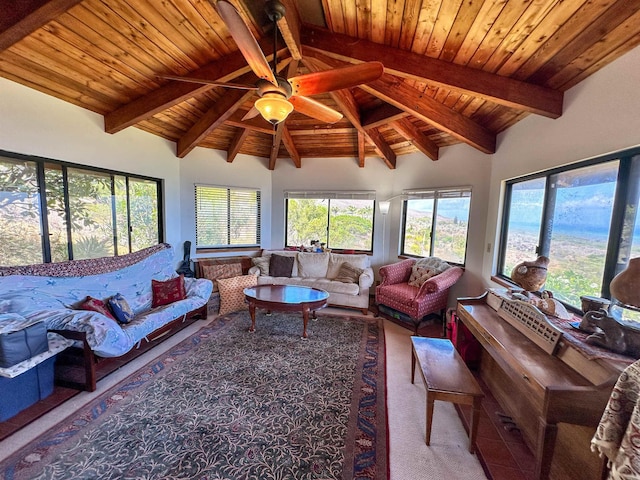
[251,256,270,276]
[77,296,117,321]
[151,275,186,307]
[108,293,134,324]
[217,274,257,315]
[269,254,294,277]
[297,252,330,277]
[201,263,243,292]
[334,262,364,283]
[408,265,437,287]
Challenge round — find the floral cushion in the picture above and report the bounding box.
[151,275,186,307]
[251,257,270,276]
[217,275,257,315]
[408,258,450,287]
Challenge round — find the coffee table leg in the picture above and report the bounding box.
[248,300,256,333]
[302,305,310,339]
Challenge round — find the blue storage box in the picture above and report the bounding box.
[0,355,55,421]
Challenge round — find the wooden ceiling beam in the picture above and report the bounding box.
[361,104,409,129]
[276,0,302,61]
[225,110,275,135]
[301,27,564,119]
[177,89,254,158]
[357,131,366,168]
[282,126,301,168]
[304,57,396,169]
[269,124,285,170]
[104,41,285,134]
[307,53,495,155]
[0,0,84,52]
[391,119,439,161]
[227,128,250,163]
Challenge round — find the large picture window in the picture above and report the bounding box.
[498,148,640,309]
[400,187,471,265]
[285,191,375,252]
[0,151,163,266]
[195,185,261,249]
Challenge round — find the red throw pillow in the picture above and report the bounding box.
[77,296,117,321]
[152,275,186,307]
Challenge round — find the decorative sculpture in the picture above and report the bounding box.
[580,309,640,358]
[510,256,550,292]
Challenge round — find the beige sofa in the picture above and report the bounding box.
[248,250,374,314]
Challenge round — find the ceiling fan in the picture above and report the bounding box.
[160,0,384,126]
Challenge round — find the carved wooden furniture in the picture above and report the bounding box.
[456,291,630,480]
[411,337,484,453]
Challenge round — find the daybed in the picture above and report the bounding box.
[0,243,213,391]
[247,250,374,314]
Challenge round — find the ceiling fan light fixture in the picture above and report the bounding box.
[255,92,294,124]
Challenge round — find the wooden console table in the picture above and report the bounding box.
[456,292,630,480]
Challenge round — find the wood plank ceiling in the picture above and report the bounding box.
[1,0,639,170]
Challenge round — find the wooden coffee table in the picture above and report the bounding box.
[243,284,329,338]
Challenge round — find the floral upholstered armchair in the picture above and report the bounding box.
[375,258,464,334]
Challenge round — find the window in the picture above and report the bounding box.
[0,150,162,266]
[400,187,472,265]
[285,191,375,251]
[498,148,640,309]
[195,185,261,249]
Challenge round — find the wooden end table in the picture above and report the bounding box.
[243,284,329,338]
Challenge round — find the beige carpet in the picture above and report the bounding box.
[0,308,488,479]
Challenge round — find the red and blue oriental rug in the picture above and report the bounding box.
[0,312,388,480]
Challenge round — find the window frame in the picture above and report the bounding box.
[194,184,261,250]
[0,149,164,265]
[497,146,640,307]
[399,186,472,266]
[284,190,376,253]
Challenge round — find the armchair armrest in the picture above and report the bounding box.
[417,266,464,297]
[358,267,374,292]
[378,259,415,286]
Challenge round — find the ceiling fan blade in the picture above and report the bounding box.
[289,96,343,123]
[157,74,257,90]
[288,61,384,96]
[242,105,260,120]
[213,0,277,86]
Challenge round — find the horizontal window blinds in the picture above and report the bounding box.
[403,187,472,200]
[195,185,261,248]
[285,191,376,200]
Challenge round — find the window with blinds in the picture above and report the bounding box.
[400,186,472,265]
[195,185,261,248]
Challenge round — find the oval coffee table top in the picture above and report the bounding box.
[243,284,329,305]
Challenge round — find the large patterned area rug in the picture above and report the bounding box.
[1,312,387,480]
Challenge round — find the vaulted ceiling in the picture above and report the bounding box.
[1,0,639,170]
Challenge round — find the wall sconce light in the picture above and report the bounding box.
[379,200,391,215]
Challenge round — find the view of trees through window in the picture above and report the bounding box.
[285,195,374,251]
[0,153,162,266]
[401,188,471,265]
[500,151,640,309]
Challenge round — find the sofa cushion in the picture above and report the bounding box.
[108,293,134,324]
[152,275,186,307]
[201,263,242,293]
[217,275,257,315]
[408,257,450,287]
[297,252,330,278]
[251,257,270,276]
[334,262,364,283]
[77,296,116,321]
[269,254,295,277]
[327,253,370,279]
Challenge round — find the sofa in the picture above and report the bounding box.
[0,243,213,390]
[248,250,374,314]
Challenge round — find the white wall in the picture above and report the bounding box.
[483,45,640,282]
[0,78,184,261]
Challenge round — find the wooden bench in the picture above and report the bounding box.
[411,336,484,453]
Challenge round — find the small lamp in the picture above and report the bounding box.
[254,93,294,125]
[379,200,391,215]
